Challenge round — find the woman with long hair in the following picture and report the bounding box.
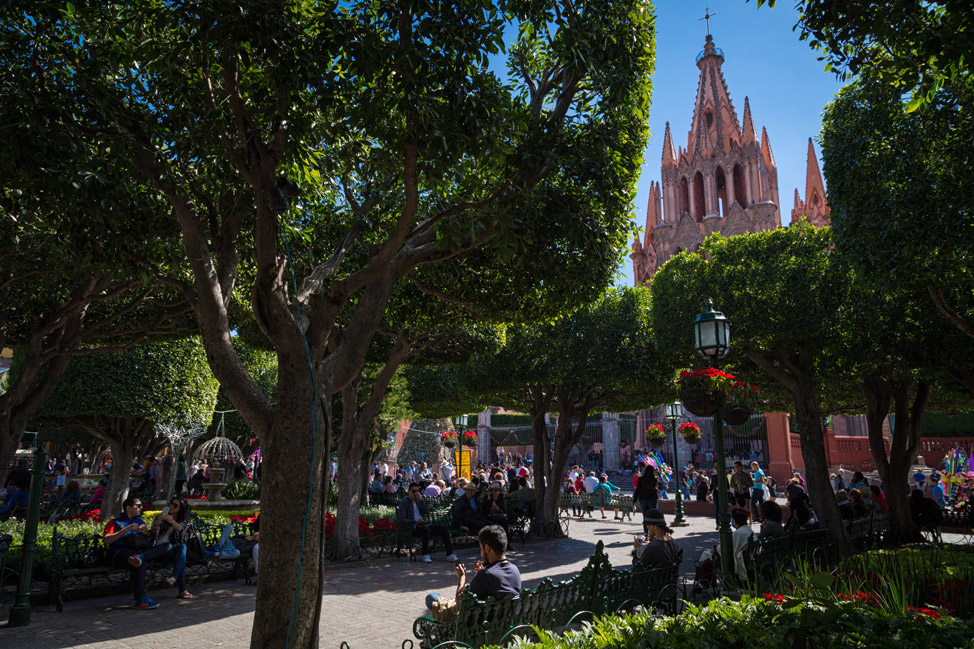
[151,496,194,600]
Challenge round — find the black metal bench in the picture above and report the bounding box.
[411,540,682,649]
[47,516,253,611]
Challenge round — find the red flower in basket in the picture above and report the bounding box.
[461,430,478,447]
[440,431,459,447]
[645,424,665,444]
[678,422,701,443]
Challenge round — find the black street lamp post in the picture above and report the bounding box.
[693,299,734,584]
[664,401,688,526]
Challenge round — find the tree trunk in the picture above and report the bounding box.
[542,416,577,522]
[861,378,927,542]
[103,437,135,520]
[250,360,326,649]
[791,374,850,555]
[333,377,373,560]
[334,435,367,559]
[528,389,551,522]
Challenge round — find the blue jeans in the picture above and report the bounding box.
[426,592,442,610]
[682,485,691,500]
[163,543,188,591]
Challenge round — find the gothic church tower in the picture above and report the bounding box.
[632,35,828,285]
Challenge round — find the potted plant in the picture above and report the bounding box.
[676,368,735,417]
[645,424,666,447]
[440,431,458,448]
[678,422,701,445]
[461,430,478,447]
[724,381,760,425]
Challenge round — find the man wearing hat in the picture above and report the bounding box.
[452,480,492,536]
[397,482,459,564]
[631,508,680,567]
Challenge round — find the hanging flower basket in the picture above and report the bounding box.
[724,380,760,425]
[440,432,458,449]
[724,405,753,426]
[461,430,478,447]
[679,386,718,417]
[645,424,666,447]
[678,422,701,445]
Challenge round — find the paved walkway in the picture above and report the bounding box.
[0,510,719,649]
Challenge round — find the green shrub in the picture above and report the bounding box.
[493,596,974,649]
[220,479,261,500]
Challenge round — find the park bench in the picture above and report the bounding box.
[47,515,252,611]
[558,492,634,521]
[559,492,594,518]
[734,526,829,591]
[367,488,405,508]
[940,507,972,544]
[411,540,682,649]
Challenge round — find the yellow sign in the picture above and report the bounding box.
[454,450,472,481]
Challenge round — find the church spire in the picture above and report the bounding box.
[689,35,740,157]
[760,126,776,170]
[741,96,757,144]
[804,138,825,203]
[791,138,830,227]
[662,121,676,166]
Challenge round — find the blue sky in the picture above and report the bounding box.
[616,0,847,286]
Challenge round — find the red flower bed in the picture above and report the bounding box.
[323,512,397,539]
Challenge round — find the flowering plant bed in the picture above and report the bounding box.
[645,424,665,446]
[678,422,701,444]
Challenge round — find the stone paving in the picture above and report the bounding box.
[0,509,720,649]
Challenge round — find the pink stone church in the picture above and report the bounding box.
[630,35,829,285]
[629,35,852,484]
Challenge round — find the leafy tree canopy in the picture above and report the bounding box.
[753,0,973,111]
[475,286,670,414]
[822,73,974,341]
[34,338,219,425]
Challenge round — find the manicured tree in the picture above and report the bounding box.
[0,150,192,473]
[473,287,670,525]
[752,0,973,111]
[2,2,655,645]
[832,261,974,539]
[32,338,218,518]
[650,223,854,551]
[822,73,974,346]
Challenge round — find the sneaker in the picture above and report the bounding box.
[421,555,432,563]
[135,597,159,610]
[127,554,145,568]
[445,553,458,562]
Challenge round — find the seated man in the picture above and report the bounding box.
[453,481,492,534]
[632,508,680,567]
[102,497,173,609]
[0,484,30,521]
[397,482,458,564]
[425,525,521,618]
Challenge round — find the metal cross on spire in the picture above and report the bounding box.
[699,7,717,36]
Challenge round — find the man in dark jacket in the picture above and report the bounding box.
[397,482,458,564]
[453,482,492,534]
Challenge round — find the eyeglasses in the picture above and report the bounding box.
[133,503,143,508]
[409,489,420,494]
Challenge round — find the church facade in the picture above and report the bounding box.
[629,34,843,484]
[631,35,829,285]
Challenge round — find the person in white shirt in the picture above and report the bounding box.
[582,471,599,494]
[729,507,754,580]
